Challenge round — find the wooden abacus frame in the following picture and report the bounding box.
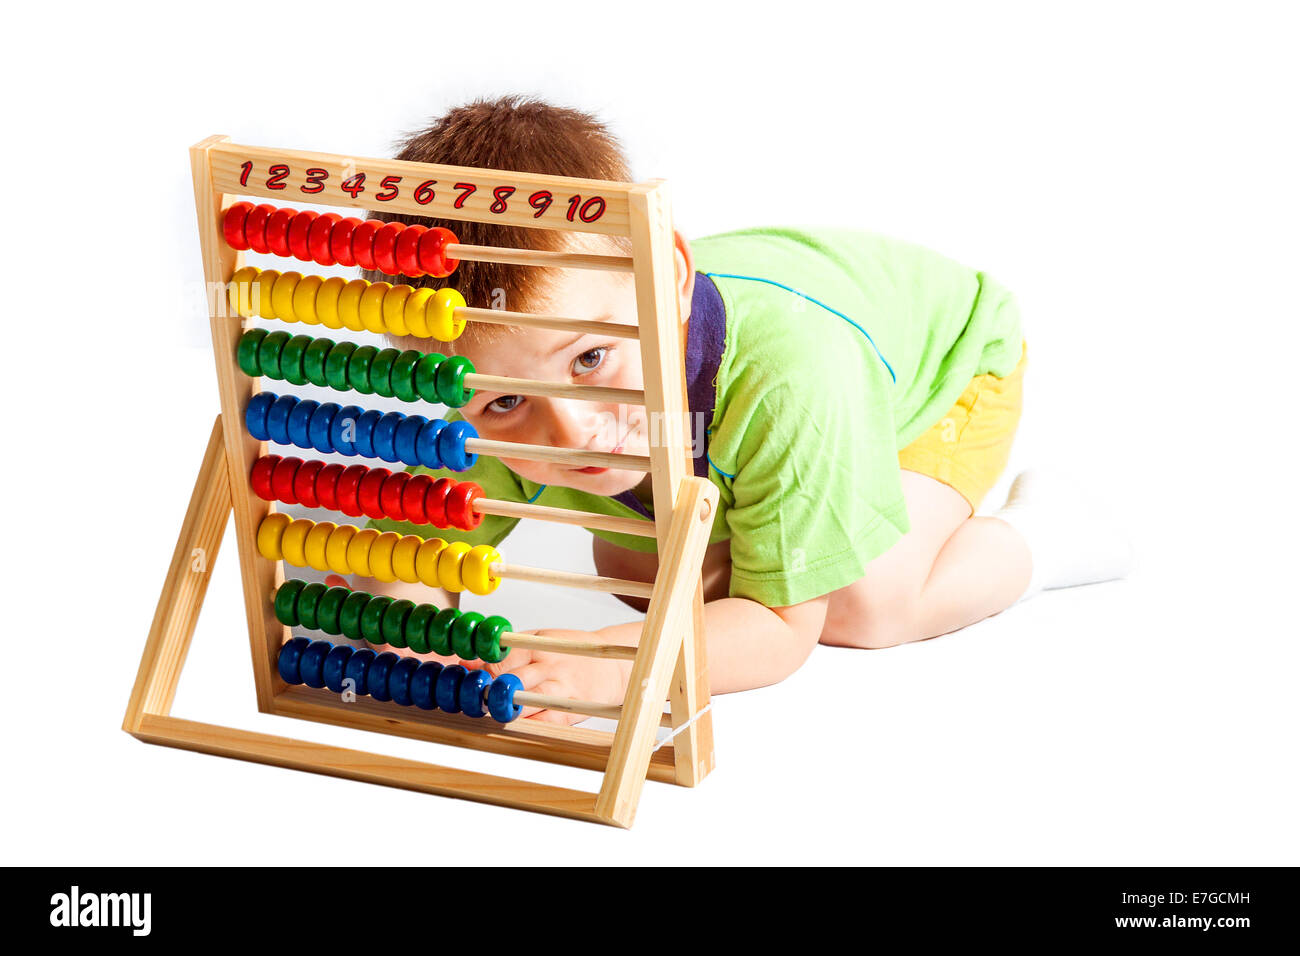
[123,136,718,827]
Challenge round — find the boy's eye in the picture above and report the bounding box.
[486,394,523,414]
[573,347,608,374]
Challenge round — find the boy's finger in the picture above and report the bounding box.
[324,574,352,590]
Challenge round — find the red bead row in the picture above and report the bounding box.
[251,454,483,531]
[221,202,460,279]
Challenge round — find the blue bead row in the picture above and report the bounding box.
[245,391,478,471]
[277,636,523,723]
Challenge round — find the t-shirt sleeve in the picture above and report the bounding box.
[713,362,909,608]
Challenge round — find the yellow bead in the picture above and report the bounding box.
[382,284,412,336]
[324,524,357,575]
[462,545,502,595]
[437,540,473,592]
[281,518,314,568]
[404,287,434,337]
[256,512,292,561]
[292,274,323,326]
[316,276,346,330]
[271,271,302,323]
[391,534,422,584]
[359,281,391,335]
[428,288,467,341]
[303,521,336,572]
[415,537,448,588]
[368,531,401,583]
[229,266,258,319]
[254,269,280,320]
[337,279,368,332]
[346,527,380,577]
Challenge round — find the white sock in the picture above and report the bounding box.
[992,469,1135,602]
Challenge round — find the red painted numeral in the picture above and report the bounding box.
[341,172,366,198]
[579,196,606,223]
[489,186,515,214]
[377,175,401,201]
[239,161,253,187]
[414,180,437,205]
[301,168,328,194]
[267,165,290,190]
[452,182,477,208]
[565,195,581,221]
[528,190,553,218]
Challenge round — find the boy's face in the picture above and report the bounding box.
[455,262,654,498]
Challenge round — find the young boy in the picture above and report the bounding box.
[331,96,1131,722]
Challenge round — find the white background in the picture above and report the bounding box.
[3,0,1296,865]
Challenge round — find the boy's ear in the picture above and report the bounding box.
[672,229,696,324]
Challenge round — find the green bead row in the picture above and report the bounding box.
[273,579,510,662]
[238,329,475,408]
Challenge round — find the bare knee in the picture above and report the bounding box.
[821,586,923,650]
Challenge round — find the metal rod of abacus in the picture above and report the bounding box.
[445,243,633,274]
[456,306,639,340]
[474,497,657,538]
[465,437,652,472]
[464,372,645,406]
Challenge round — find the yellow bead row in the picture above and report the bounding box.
[229,267,467,341]
[257,513,501,595]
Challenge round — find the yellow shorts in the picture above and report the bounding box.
[898,342,1026,512]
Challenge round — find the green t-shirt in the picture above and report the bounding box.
[368,227,1023,607]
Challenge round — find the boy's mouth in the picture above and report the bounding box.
[574,441,622,475]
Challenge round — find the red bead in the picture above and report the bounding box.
[351,219,383,271]
[222,202,253,250]
[372,222,403,276]
[250,455,280,501]
[331,217,359,268]
[402,473,434,523]
[357,467,389,520]
[417,227,459,278]
[335,465,368,517]
[293,459,325,509]
[244,204,276,255]
[266,207,296,258]
[424,477,454,528]
[308,213,340,266]
[379,471,410,521]
[271,456,303,505]
[315,463,344,512]
[394,224,426,278]
[445,481,484,530]
[287,210,318,262]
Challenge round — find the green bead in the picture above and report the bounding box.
[296,582,327,630]
[404,603,437,653]
[435,355,475,408]
[450,611,484,660]
[237,329,267,378]
[348,346,378,395]
[413,353,446,403]
[428,608,458,656]
[338,589,370,641]
[315,585,349,635]
[475,615,512,664]
[369,348,400,398]
[391,350,423,403]
[258,331,291,380]
[382,599,414,648]
[273,579,307,626]
[303,337,335,388]
[324,341,357,392]
[280,335,313,386]
[359,594,393,644]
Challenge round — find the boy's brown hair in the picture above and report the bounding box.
[361,95,633,354]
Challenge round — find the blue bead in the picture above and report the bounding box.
[410,662,443,710]
[372,412,404,463]
[367,652,399,701]
[415,419,447,469]
[298,639,334,688]
[393,414,427,467]
[352,409,383,460]
[287,398,320,450]
[435,664,468,713]
[438,420,478,472]
[459,669,493,718]
[488,673,523,723]
[276,636,311,685]
[343,647,376,698]
[266,395,298,447]
[330,404,364,456]
[388,656,421,707]
[246,392,276,442]
[308,402,340,454]
[322,644,353,692]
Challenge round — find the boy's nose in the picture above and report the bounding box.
[543,398,608,451]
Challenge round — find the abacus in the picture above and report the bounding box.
[123,136,718,827]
